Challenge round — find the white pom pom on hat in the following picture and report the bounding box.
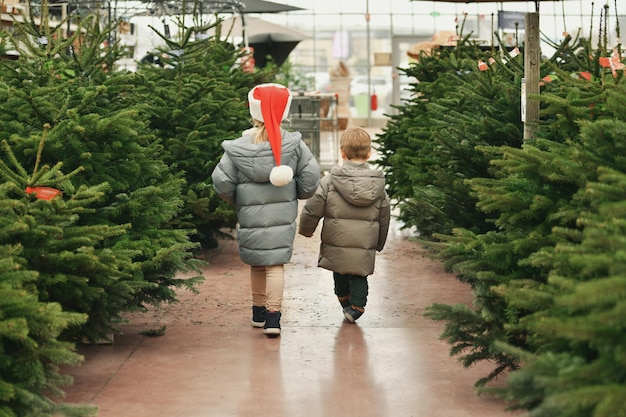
[269,164,293,187]
[248,83,294,186]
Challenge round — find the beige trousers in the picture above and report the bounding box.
[250,265,284,312]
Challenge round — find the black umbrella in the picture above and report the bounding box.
[209,15,310,67]
[239,0,305,13]
[249,39,300,67]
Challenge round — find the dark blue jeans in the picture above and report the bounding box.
[333,272,369,308]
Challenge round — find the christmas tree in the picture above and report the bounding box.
[0,245,96,417]
[0,135,111,416]
[0,2,204,341]
[376,32,524,238]
[424,30,624,403]
[378,6,625,399]
[487,82,626,415]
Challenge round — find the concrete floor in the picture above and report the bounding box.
[61,210,516,417]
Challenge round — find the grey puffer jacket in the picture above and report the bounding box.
[212,129,320,266]
[298,160,391,277]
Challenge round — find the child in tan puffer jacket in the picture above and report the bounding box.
[299,127,390,322]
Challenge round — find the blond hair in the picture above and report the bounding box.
[252,120,269,144]
[340,127,371,160]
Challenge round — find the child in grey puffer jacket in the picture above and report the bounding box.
[299,127,390,323]
[212,83,320,336]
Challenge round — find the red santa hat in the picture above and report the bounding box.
[248,83,294,186]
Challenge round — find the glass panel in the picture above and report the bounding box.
[367,1,391,14]
[255,0,600,126]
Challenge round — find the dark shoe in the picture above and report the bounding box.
[263,311,281,337]
[337,295,351,309]
[343,306,363,323]
[252,306,266,328]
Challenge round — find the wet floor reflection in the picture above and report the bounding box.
[238,334,285,416]
[322,323,387,417]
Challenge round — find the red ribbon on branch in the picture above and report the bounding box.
[25,186,61,200]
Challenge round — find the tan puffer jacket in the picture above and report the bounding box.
[299,160,390,276]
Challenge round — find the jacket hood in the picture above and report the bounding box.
[221,130,302,183]
[330,161,386,207]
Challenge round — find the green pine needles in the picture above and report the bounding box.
[0,134,107,416]
[0,7,206,345]
[377,16,625,417]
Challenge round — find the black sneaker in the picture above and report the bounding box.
[343,306,363,323]
[263,311,281,337]
[252,306,266,328]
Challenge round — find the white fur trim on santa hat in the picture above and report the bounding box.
[248,83,292,122]
[242,127,259,137]
[269,165,294,187]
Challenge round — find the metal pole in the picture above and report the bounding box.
[108,1,112,46]
[366,0,371,125]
